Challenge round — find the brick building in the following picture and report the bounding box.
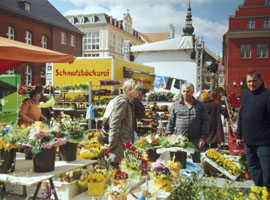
[0,0,83,85]
[223,0,270,96]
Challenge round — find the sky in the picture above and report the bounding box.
[48,0,244,55]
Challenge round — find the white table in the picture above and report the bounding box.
[0,154,97,200]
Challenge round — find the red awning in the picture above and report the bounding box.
[0,37,74,74]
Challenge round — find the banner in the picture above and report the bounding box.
[153,76,169,89]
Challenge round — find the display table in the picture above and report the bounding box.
[0,154,97,200]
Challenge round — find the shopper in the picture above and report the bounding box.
[166,82,208,163]
[19,89,47,127]
[200,91,224,148]
[35,84,53,121]
[236,71,270,189]
[104,79,141,167]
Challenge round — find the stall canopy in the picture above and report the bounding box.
[0,36,74,74]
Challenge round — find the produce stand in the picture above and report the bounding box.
[0,153,97,200]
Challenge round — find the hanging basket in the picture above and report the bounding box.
[147,149,159,162]
[0,148,17,173]
[33,147,56,172]
[59,142,78,161]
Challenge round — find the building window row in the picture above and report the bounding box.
[83,32,99,50]
[69,16,99,24]
[263,0,270,6]
[60,32,76,47]
[240,44,268,59]
[247,17,270,29]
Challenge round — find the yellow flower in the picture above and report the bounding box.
[249,192,256,200]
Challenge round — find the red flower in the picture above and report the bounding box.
[56,133,61,138]
[121,141,132,149]
[38,131,45,138]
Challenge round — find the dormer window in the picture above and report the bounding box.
[24,2,30,11]
[263,0,270,5]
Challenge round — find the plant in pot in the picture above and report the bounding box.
[26,122,67,172]
[51,112,87,161]
[105,184,128,200]
[0,123,26,173]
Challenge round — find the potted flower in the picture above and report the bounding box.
[151,162,173,192]
[113,170,128,186]
[26,122,67,172]
[87,173,105,196]
[105,184,128,200]
[134,134,161,162]
[51,112,87,161]
[0,123,26,173]
[120,142,143,180]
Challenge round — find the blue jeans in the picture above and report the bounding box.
[189,137,201,163]
[245,145,270,189]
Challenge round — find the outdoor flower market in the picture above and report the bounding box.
[0,80,269,200]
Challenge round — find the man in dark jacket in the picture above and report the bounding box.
[236,71,270,189]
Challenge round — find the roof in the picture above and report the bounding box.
[131,36,194,52]
[0,0,83,35]
[131,35,218,60]
[139,32,170,43]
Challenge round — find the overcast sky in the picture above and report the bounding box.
[48,0,244,55]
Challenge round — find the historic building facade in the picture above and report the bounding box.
[65,10,144,60]
[223,0,270,96]
[0,0,83,85]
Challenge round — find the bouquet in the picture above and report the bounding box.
[51,112,87,143]
[113,170,128,186]
[134,134,161,151]
[26,122,67,155]
[18,85,35,95]
[0,123,26,150]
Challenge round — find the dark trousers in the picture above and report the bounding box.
[189,137,201,163]
[245,144,270,189]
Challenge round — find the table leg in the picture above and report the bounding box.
[0,182,5,198]
[32,182,41,200]
[49,178,58,200]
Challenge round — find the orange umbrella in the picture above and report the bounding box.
[0,36,74,74]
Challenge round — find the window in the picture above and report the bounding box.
[24,2,30,11]
[218,70,224,75]
[83,32,100,50]
[109,34,115,51]
[60,32,66,45]
[262,18,270,29]
[6,26,15,40]
[24,65,32,85]
[247,18,255,29]
[70,35,76,47]
[25,31,32,44]
[83,53,99,57]
[257,44,268,58]
[41,35,47,48]
[240,44,251,59]
[219,77,224,84]
[263,0,270,5]
[117,37,123,54]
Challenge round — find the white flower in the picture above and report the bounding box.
[146,136,152,144]
[29,126,40,139]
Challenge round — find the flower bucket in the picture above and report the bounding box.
[147,149,159,162]
[33,147,56,172]
[108,195,127,200]
[153,177,171,192]
[59,142,77,161]
[170,151,187,169]
[24,146,33,160]
[0,149,16,173]
[87,180,105,196]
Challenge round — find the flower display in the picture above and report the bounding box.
[159,135,197,151]
[120,142,148,179]
[206,149,242,176]
[0,123,26,150]
[134,134,161,151]
[17,85,35,95]
[53,168,82,182]
[105,184,128,198]
[51,112,87,143]
[151,162,173,192]
[26,122,67,155]
[88,173,104,183]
